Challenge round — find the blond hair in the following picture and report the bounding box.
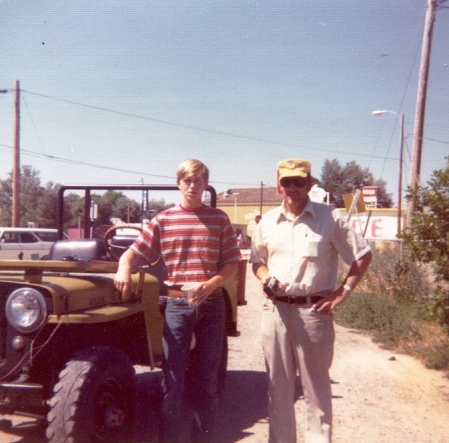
[176,158,209,183]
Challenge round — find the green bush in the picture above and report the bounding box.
[422,342,449,370]
[354,245,429,303]
[334,293,419,345]
[335,239,449,371]
[401,157,449,332]
[428,286,449,334]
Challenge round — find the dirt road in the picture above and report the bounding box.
[1,263,449,442]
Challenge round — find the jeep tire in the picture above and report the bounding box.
[46,346,136,443]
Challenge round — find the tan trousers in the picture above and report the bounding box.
[261,300,335,443]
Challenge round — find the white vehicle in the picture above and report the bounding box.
[0,227,63,260]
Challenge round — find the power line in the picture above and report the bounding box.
[0,143,174,181]
[20,89,399,161]
[0,143,260,186]
[424,136,449,145]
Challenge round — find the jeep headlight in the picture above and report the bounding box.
[6,288,47,333]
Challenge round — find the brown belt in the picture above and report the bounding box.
[273,295,323,305]
[167,287,223,297]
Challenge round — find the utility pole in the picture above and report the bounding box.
[406,0,438,229]
[372,110,405,237]
[398,113,404,237]
[12,80,20,227]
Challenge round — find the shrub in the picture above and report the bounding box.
[401,157,449,333]
[334,293,419,345]
[428,286,449,334]
[422,342,449,370]
[352,244,430,303]
[335,237,449,371]
[401,323,449,370]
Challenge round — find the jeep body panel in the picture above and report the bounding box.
[0,261,163,387]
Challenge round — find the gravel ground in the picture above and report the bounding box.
[1,262,449,442]
[216,263,449,443]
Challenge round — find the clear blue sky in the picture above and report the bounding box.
[1,0,448,205]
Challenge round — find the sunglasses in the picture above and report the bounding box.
[280,177,309,188]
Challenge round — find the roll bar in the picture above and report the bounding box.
[57,184,217,240]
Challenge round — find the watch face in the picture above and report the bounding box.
[343,285,352,292]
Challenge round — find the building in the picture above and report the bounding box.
[215,187,404,242]
[215,187,283,238]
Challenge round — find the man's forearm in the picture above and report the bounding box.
[118,247,138,269]
[209,262,238,289]
[252,263,270,283]
[341,250,372,291]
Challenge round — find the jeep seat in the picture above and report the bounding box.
[48,239,108,262]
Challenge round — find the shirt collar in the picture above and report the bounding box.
[277,198,315,222]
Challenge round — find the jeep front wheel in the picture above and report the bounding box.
[46,346,136,443]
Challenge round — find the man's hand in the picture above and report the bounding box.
[312,289,349,316]
[114,266,134,301]
[114,248,138,301]
[253,264,287,298]
[189,281,216,305]
[189,262,239,305]
[313,251,372,315]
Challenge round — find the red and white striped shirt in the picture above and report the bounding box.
[131,204,241,286]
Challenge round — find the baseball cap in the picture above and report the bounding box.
[278,159,311,180]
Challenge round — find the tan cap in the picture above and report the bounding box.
[278,159,311,180]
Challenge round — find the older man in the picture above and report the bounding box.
[250,158,372,443]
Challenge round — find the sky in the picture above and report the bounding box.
[0,0,448,206]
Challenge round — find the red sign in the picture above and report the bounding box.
[362,186,378,197]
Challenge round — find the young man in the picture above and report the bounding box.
[114,159,241,442]
[250,158,372,443]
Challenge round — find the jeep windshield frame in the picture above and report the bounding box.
[57,184,217,240]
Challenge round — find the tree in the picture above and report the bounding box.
[318,158,393,208]
[0,166,178,231]
[0,165,60,227]
[61,191,174,228]
[95,191,126,225]
[0,173,13,226]
[63,193,84,228]
[402,157,449,332]
[113,197,141,223]
[35,182,60,228]
[146,198,175,217]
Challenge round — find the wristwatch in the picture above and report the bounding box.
[342,284,352,293]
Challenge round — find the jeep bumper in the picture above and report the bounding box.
[0,382,45,414]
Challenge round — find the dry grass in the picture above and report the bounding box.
[336,246,449,372]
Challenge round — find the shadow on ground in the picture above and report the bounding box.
[134,369,303,443]
[0,369,304,443]
[213,370,303,442]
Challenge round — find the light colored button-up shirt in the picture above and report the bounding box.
[250,199,371,296]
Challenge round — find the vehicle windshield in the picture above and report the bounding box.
[36,231,59,242]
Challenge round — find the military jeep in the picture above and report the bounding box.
[0,184,244,442]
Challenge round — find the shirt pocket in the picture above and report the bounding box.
[300,234,323,258]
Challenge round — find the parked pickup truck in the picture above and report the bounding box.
[0,184,246,442]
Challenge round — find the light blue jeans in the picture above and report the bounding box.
[160,293,225,443]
